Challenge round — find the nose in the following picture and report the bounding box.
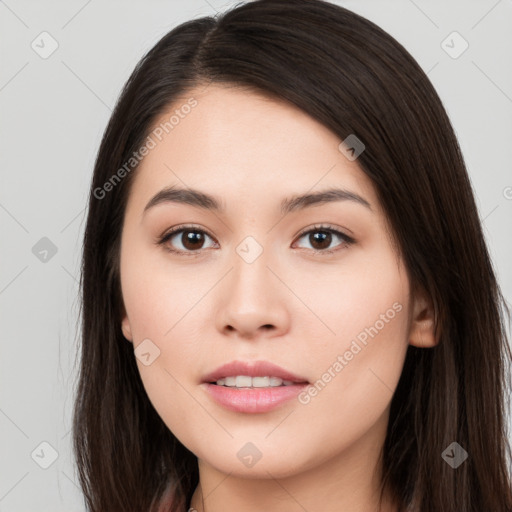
[215,246,290,340]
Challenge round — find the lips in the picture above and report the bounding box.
[201,361,310,413]
[202,360,309,384]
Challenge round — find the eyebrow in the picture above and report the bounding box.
[143,185,372,216]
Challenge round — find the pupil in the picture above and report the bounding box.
[183,230,204,250]
[311,231,330,249]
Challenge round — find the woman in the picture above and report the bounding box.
[73,0,512,510]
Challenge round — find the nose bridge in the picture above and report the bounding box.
[217,232,288,336]
[230,233,273,303]
[235,233,266,267]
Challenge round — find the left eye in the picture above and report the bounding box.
[293,225,355,253]
[157,224,354,255]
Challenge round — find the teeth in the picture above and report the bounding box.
[215,375,297,388]
[236,376,252,387]
[269,376,282,386]
[253,376,270,387]
[224,376,236,386]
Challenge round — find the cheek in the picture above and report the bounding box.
[290,250,409,354]
[290,254,410,421]
[120,237,205,340]
[120,241,204,422]
[124,280,203,444]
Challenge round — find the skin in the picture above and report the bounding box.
[119,83,437,512]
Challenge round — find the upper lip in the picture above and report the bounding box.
[202,360,309,383]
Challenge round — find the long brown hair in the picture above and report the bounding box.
[73,1,512,510]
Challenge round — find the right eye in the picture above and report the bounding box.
[157,225,218,255]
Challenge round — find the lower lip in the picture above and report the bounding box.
[202,382,309,413]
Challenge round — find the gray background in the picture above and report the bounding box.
[0,0,511,510]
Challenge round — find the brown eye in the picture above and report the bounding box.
[294,225,355,254]
[178,230,207,251]
[306,230,332,250]
[158,226,216,255]
[157,224,354,256]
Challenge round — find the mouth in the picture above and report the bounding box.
[201,360,310,413]
[201,359,310,387]
[208,376,307,388]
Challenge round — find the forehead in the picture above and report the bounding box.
[127,83,380,215]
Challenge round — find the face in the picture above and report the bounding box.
[119,83,434,480]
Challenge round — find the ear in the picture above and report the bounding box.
[409,286,438,348]
[121,304,133,343]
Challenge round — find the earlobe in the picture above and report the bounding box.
[409,288,439,348]
[121,307,133,343]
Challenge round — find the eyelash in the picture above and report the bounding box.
[156,223,356,257]
[156,224,356,257]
